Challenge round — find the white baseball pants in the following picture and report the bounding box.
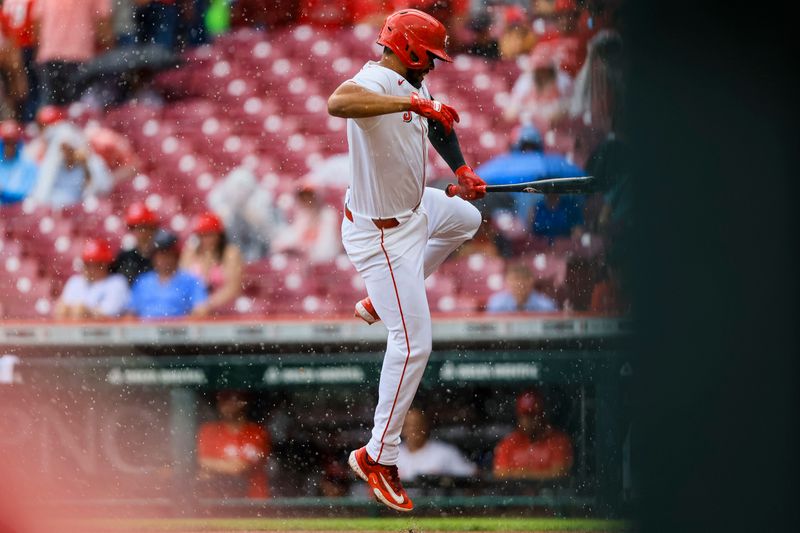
[341,187,482,465]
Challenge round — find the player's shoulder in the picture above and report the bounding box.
[352,61,402,94]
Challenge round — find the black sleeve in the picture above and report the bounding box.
[427,117,467,173]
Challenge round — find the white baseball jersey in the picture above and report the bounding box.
[346,61,432,219]
[60,273,130,317]
[397,440,478,481]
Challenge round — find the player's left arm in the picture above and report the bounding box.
[427,108,487,201]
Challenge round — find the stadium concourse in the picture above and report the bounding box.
[0,25,605,321]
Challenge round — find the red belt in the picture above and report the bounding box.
[344,204,400,229]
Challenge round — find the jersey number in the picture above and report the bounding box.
[402,111,412,123]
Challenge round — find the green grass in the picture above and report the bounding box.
[89,517,628,532]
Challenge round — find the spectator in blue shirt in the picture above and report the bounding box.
[487,263,558,313]
[129,229,209,319]
[532,194,585,242]
[0,120,39,205]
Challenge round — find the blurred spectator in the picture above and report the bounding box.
[498,5,535,60]
[53,238,130,320]
[493,389,573,479]
[476,124,584,226]
[590,261,626,314]
[28,124,113,208]
[504,46,573,128]
[112,0,137,45]
[561,256,596,312]
[128,229,209,318]
[229,0,292,30]
[0,25,27,119]
[1,0,38,120]
[272,184,341,264]
[180,211,243,312]
[181,0,210,46]
[22,104,66,163]
[532,0,587,77]
[397,408,477,482]
[84,121,140,182]
[0,119,38,204]
[111,201,158,284]
[568,30,624,140]
[134,0,179,50]
[196,390,270,499]
[319,458,351,497]
[532,193,584,242]
[464,11,499,60]
[33,0,113,106]
[486,263,557,313]
[207,165,281,262]
[454,217,504,259]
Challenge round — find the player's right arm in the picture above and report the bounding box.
[327,82,410,119]
[328,82,458,133]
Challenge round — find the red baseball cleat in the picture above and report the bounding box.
[354,297,380,325]
[348,447,413,512]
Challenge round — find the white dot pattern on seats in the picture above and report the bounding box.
[438,295,456,312]
[54,236,70,253]
[179,155,197,172]
[244,97,262,114]
[35,298,51,315]
[39,217,55,234]
[285,272,301,290]
[252,42,271,59]
[288,77,307,94]
[161,137,178,154]
[467,254,485,271]
[16,277,31,293]
[202,117,220,135]
[212,60,231,77]
[227,79,246,96]
[224,136,242,153]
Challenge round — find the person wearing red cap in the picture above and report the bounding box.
[179,211,244,312]
[54,237,130,320]
[110,201,159,285]
[0,119,38,204]
[492,389,574,479]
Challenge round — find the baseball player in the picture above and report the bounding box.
[327,9,487,512]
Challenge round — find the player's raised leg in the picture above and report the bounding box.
[421,186,482,278]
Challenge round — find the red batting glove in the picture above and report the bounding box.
[446,165,487,200]
[409,92,460,135]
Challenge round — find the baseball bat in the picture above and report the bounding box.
[446,175,597,196]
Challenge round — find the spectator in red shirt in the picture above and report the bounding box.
[196,390,271,499]
[493,389,574,479]
[0,0,38,120]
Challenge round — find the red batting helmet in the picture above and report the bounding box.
[82,238,114,264]
[377,9,453,70]
[192,211,224,234]
[125,201,159,228]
